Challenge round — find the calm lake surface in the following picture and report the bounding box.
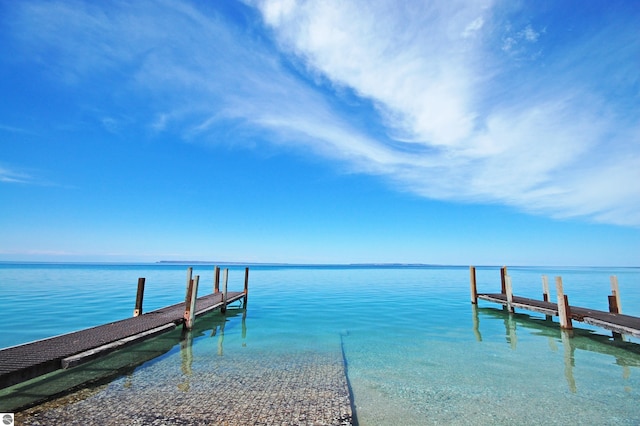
[1,263,639,424]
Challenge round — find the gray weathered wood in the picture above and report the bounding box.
[221,268,229,313]
[184,275,199,330]
[185,267,193,300]
[542,275,550,302]
[500,266,508,294]
[505,275,514,313]
[541,275,551,320]
[610,275,622,314]
[214,265,220,294]
[556,276,572,330]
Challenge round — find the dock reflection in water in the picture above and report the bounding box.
[178,307,247,392]
[471,304,640,393]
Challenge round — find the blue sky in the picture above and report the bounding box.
[0,0,638,266]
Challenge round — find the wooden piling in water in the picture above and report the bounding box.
[184,278,193,327]
[221,268,229,314]
[541,275,552,320]
[185,267,193,300]
[214,266,220,294]
[470,266,478,304]
[500,266,508,294]
[184,275,199,330]
[555,276,573,330]
[133,277,145,317]
[244,267,249,307]
[542,275,550,302]
[610,275,622,314]
[609,276,623,339]
[505,275,514,313]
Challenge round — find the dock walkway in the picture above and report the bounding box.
[470,265,640,338]
[0,291,245,390]
[477,293,640,338]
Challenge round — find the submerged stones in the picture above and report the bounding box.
[15,349,353,425]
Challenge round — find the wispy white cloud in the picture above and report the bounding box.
[462,17,485,39]
[0,123,33,134]
[6,0,639,226]
[0,165,33,184]
[249,0,640,226]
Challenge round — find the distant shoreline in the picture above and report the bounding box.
[156,260,448,267]
[0,260,637,268]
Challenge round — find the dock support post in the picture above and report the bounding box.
[505,275,514,313]
[608,294,623,340]
[214,266,220,294]
[610,275,622,314]
[500,266,508,294]
[184,275,199,330]
[555,276,573,330]
[185,267,193,300]
[243,267,249,308]
[542,275,552,320]
[470,266,478,304]
[133,277,145,317]
[609,276,623,340]
[542,275,550,302]
[221,268,228,314]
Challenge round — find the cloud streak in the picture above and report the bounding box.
[250,0,640,226]
[5,0,639,226]
[0,165,34,184]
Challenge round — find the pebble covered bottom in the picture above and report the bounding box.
[15,348,353,426]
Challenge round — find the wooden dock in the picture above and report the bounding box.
[470,266,640,338]
[0,267,249,391]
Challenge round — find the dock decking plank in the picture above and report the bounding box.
[0,291,245,390]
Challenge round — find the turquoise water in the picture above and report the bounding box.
[1,263,640,424]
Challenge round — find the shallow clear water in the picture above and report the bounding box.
[1,263,640,424]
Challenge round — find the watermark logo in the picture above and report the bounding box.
[1,414,14,426]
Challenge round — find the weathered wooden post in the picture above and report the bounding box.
[184,275,199,330]
[500,266,508,294]
[214,266,220,294]
[243,267,250,307]
[221,268,228,314]
[609,276,623,340]
[505,275,514,313]
[610,275,622,314]
[541,275,552,320]
[184,277,194,326]
[133,277,145,317]
[608,295,619,314]
[542,275,550,302]
[470,266,478,304]
[185,267,193,300]
[555,276,573,330]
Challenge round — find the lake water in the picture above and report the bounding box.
[1,263,639,424]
